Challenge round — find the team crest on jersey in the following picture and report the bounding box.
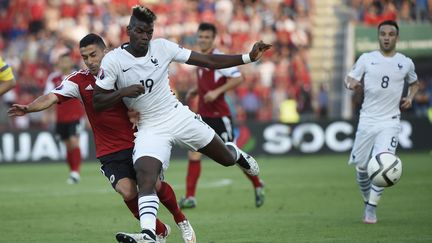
[397,63,403,70]
[150,56,159,66]
[55,84,63,90]
[98,68,105,80]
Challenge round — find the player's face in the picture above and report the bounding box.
[127,21,154,51]
[80,44,105,76]
[378,25,398,53]
[197,30,215,53]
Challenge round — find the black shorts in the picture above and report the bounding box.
[55,120,82,140]
[99,148,136,188]
[202,116,234,143]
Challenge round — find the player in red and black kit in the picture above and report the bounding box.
[179,23,265,209]
[8,33,195,242]
[44,52,85,184]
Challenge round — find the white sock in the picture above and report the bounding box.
[225,142,240,161]
[368,185,384,206]
[356,166,371,202]
[138,194,159,234]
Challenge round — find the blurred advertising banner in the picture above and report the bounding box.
[0,118,430,163]
[355,23,432,58]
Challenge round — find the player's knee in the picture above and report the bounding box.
[115,178,138,201]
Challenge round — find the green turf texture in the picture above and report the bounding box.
[0,152,431,243]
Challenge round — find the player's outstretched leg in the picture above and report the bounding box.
[225,142,259,176]
[197,135,259,175]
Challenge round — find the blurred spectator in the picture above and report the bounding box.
[317,83,329,120]
[413,79,431,117]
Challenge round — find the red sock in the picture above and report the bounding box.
[158,181,186,224]
[67,147,81,172]
[124,195,139,220]
[186,159,201,198]
[124,195,166,235]
[244,172,262,188]
[155,218,166,236]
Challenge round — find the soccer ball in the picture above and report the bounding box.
[367,152,402,187]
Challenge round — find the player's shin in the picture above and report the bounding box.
[138,194,159,239]
[355,166,371,203]
[368,185,384,206]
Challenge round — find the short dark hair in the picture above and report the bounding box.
[130,5,157,26]
[198,22,217,36]
[378,20,399,35]
[79,33,106,49]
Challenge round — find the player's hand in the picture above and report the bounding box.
[7,104,29,117]
[127,109,140,129]
[203,90,219,103]
[350,81,363,93]
[121,85,145,98]
[249,41,272,62]
[400,97,413,109]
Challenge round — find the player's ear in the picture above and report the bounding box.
[126,25,132,36]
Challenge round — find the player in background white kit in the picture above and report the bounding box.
[345,20,419,224]
[92,6,271,243]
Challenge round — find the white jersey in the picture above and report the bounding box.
[348,51,417,121]
[95,38,192,125]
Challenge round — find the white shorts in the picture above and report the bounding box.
[349,119,400,168]
[133,104,215,171]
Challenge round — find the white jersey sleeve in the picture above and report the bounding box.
[160,39,192,63]
[95,53,119,90]
[348,53,367,81]
[218,66,242,78]
[50,79,80,99]
[405,58,418,84]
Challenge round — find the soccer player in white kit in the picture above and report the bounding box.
[345,20,419,224]
[93,6,271,243]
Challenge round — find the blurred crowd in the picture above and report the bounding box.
[0,0,431,130]
[0,0,314,129]
[347,0,432,24]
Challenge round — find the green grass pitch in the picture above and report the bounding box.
[0,152,431,242]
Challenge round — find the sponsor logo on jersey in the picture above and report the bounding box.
[122,67,132,72]
[85,84,93,91]
[371,62,379,65]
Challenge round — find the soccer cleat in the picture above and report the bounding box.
[156,224,171,243]
[363,203,377,224]
[238,151,260,176]
[255,181,265,208]
[66,171,80,184]
[226,142,259,176]
[177,220,196,243]
[116,230,156,243]
[178,197,197,209]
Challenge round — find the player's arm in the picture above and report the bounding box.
[93,84,145,111]
[401,81,420,109]
[186,41,271,69]
[8,93,58,117]
[345,76,363,92]
[204,76,243,103]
